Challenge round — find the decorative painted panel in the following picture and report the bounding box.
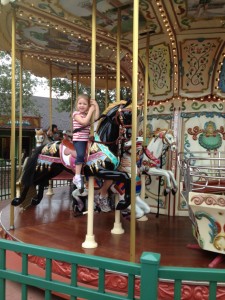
[172,0,225,31]
[180,39,219,93]
[139,44,171,97]
[181,111,225,155]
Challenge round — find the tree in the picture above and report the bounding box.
[0,51,39,116]
[51,78,131,114]
[51,78,91,113]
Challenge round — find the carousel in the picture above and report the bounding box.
[1,0,225,299]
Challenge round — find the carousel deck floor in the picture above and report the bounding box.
[1,186,225,269]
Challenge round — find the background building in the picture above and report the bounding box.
[0,96,71,159]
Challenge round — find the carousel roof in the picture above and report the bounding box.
[1,0,225,100]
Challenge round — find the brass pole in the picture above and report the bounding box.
[18,51,23,174]
[71,74,74,132]
[143,33,149,146]
[46,62,54,196]
[116,9,121,102]
[140,34,150,204]
[74,62,79,131]
[111,7,124,235]
[105,67,108,110]
[130,0,139,262]
[76,63,79,100]
[90,7,96,106]
[82,0,97,249]
[9,8,16,229]
[49,62,52,127]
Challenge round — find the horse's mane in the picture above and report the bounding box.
[96,100,128,131]
[35,128,45,135]
[103,100,127,114]
[154,128,173,136]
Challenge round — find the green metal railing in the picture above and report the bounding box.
[0,159,15,200]
[0,239,143,300]
[0,239,225,300]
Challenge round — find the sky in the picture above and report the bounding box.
[32,76,68,99]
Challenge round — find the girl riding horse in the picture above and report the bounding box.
[11,100,132,210]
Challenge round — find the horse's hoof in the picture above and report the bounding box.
[116,200,130,210]
[121,210,131,220]
[172,188,177,195]
[164,188,171,196]
[94,204,101,213]
[31,198,41,206]
[72,197,84,212]
[73,204,85,217]
[11,198,23,206]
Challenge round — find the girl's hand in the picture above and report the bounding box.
[90,99,97,106]
[89,105,95,112]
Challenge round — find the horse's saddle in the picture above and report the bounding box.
[60,141,76,170]
[38,140,76,171]
[86,134,119,171]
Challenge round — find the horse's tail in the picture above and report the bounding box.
[21,145,45,187]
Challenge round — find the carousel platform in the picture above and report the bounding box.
[1,186,225,299]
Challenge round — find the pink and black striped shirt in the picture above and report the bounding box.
[72,111,90,141]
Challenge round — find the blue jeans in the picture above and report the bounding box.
[73,141,87,165]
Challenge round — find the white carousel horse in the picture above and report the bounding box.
[35,128,52,147]
[109,137,151,220]
[140,129,178,196]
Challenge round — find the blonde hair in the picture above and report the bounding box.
[75,94,91,109]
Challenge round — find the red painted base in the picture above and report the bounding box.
[3,235,225,300]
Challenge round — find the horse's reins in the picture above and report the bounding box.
[73,113,117,145]
[142,146,160,167]
[74,105,132,148]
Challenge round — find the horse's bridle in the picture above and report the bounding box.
[114,107,132,156]
[89,105,132,146]
[155,129,176,147]
[142,130,176,167]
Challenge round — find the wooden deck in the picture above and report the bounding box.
[1,185,225,269]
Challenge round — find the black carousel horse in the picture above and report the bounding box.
[84,100,132,210]
[11,140,75,207]
[11,100,132,210]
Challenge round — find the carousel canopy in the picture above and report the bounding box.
[0,0,225,100]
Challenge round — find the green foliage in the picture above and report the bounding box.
[51,77,131,114]
[0,51,39,116]
[52,78,91,113]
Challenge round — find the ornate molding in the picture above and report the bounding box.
[190,194,225,207]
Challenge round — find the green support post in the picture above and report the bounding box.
[140,252,160,300]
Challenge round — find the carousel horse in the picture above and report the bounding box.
[35,128,52,147]
[11,139,76,207]
[11,100,132,209]
[83,100,132,210]
[109,136,151,220]
[139,128,178,196]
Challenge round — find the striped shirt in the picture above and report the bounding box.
[72,111,90,141]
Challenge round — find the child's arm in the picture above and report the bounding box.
[73,105,95,126]
[90,99,100,120]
